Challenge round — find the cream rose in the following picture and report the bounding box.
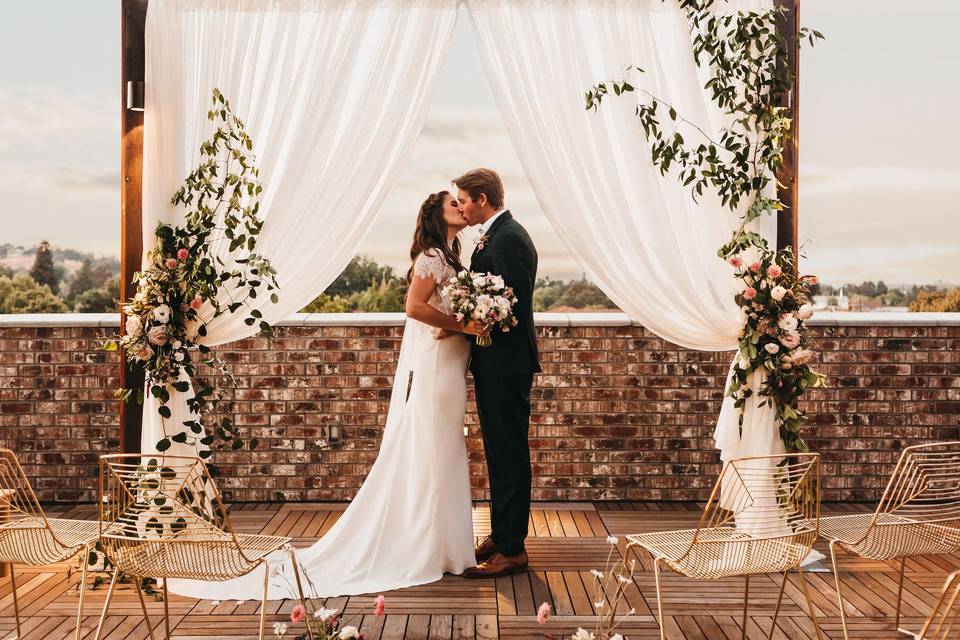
[770,285,788,301]
[781,331,801,349]
[152,304,171,324]
[797,303,814,320]
[764,343,780,354]
[777,314,798,332]
[147,326,168,346]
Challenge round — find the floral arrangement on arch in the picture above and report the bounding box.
[585,0,825,452]
[106,88,278,472]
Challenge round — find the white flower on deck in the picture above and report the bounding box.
[590,569,604,579]
[571,628,595,640]
[272,622,287,638]
[339,626,360,639]
[606,535,619,545]
[313,607,338,621]
[611,635,624,640]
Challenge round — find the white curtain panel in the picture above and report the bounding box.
[141,0,458,455]
[466,0,780,461]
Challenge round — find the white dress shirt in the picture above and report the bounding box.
[479,208,507,235]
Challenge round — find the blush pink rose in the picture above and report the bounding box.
[750,262,762,273]
[537,602,551,624]
[147,326,168,346]
[781,331,801,349]
[165,258,178,269]
[177,248,189,260]
[290,604,306,624]
[743,287,757,300]
[729,256,743,268]
[374,595,385,617]
[190,297,203,310]
[804,274,819,285]
[767,264,782,278]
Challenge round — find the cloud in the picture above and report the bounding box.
[800,163,960,198]
[0,165,118,196]
[0,86,114,148]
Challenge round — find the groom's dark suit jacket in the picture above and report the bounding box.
[469,211,541,377]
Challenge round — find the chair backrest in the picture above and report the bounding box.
[0,449,50,528]
[874,442,960,527]
[697,453,821,544]
[98,454,237,553]
[917,570,960,639]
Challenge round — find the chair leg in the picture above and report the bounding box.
[796,565,825,640]
[9,562,20,640]
[93,567,120,640]
[767,570,791,640]
[74,546,90,640]
[163,580,171,640]
[287,550,315,640]
[651,555,667,640]
[134,576,158,640]
[895,557,906,631]
[741,574,750,640]
[259,560,270,640]
[829,540,851,640]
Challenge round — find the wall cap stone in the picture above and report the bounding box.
[1,311,958,329]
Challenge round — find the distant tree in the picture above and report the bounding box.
[29,240,59,295]
[0,264,13,278]
[876,280,888,296]
[301,293,351,313]
[910,288,960,312]
[73,276,120,313]
[556,279,616,309]
[533,277,564,312]
[66,259,117,303]
[0,273,69,313]
[350,279,407,312]
[325,256,400,298]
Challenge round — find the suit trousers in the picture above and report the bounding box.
[473,372,534,556]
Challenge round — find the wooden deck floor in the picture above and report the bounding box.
[4,502,958,640]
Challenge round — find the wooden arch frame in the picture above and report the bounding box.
[118,0,801,453]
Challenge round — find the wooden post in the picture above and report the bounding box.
[775,0,800,258]
[120,0,149,454]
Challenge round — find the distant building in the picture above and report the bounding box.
[813,287,850,311]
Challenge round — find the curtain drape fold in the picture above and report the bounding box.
[141,0,458,455]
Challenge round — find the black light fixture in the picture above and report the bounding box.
[126,80,145,111]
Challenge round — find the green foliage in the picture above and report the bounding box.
[324,256,400,299]
[534,277,617,311]
[351,279,407,313]
[910,288,960,312]
[67,259,117,303]
[0,273,69,313]
[73,276,120,313]
[301,255,408,313]
[301,293,352,313]
[29,240,60,295]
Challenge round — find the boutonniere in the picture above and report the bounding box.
[474,233,489,252]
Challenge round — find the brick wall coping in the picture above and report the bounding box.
[1,311,958,329]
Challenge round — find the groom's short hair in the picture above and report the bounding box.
[454,168,504,209]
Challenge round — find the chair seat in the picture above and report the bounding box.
[820,513,960,560]
[107,532,290,581]
[627,527,813,579]
[0,517,99,565]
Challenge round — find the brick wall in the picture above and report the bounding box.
[1,313,958,504]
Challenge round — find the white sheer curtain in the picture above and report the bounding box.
[466,0,780,463]
[141,0,458,455]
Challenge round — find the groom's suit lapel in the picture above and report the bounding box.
[471,211,513,266]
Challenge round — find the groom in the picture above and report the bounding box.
[455,168,541,579]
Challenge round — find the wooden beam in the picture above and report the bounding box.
[775,0,800,259]
[119,0,148,454]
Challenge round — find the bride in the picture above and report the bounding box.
[168,191,489,599]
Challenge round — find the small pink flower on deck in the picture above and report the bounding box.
[374,594,385,617]
[537,602,551,624]
[290,604,306,624]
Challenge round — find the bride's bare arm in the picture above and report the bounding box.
[406,275,487,336]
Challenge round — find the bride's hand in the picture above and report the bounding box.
[434,328,458,340]
[463,320,491,338]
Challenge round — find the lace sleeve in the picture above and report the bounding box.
[413,250,449,286]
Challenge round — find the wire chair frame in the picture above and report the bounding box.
[820,442,960,640]
[0,449,99,640]
[911,570,960,640]
[96,454,314,640]
[626,453,823,640]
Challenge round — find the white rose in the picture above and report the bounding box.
[797,303,814,320]
[770,285,788,301]
[174,352,184,362]
[339,626,360,639]
[125,315,143,337]
[172,340,182,349]
[571,629,595,640]
[152,304,171,324]
[764,343,780,354]
[777,314,798,332]
[611,635,624,640]
[781,330,801,349]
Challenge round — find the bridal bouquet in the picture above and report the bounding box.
[442,270,519,347]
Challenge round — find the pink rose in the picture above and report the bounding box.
[177,248,189,260]
[190,297,203,310]
[729,256,743,268]
[750,262,762,273]
[374,595,385,617]
[165,258,178,269]
[792,348,815,365]
[743,287,757,300]
[804,274,819,285]
[537,602,551,624]
[147,326,168,346]
[767,264,782,278]
[290,604,306,624]
[781,331,801,349]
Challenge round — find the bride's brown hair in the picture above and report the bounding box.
[407,191,464,283]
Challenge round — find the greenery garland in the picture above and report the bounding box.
[107,89,277,474]
[585,0,825,452]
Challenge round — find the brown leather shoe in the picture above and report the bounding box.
[475,536,498,564]
[463,551,529,579]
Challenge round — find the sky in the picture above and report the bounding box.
[0,1,957,286]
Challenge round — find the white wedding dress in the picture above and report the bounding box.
[168,250,475,599]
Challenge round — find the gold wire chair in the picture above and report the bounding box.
[819,441,960,639]
[96,454,314,640]
[910,570,960,640]
[625,453,823,640]
[0,448,99,640]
